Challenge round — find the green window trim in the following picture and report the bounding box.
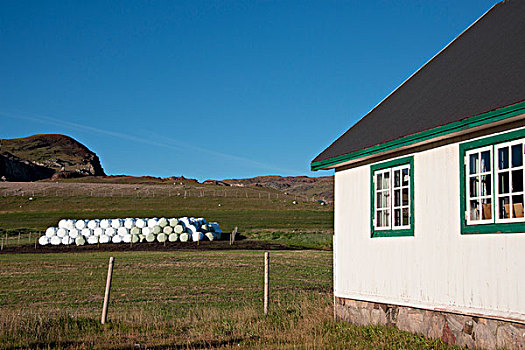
[459,128,525,234]
[312,100,525,171]
[370,156,414,238]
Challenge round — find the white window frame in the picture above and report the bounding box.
[465,146,493,225]
[373,164,411,230]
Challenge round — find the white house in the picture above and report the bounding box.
[312,1,525,349]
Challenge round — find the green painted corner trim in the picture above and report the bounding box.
[459,128,525,235]
[312,100,525,171]
[370,156,414,238]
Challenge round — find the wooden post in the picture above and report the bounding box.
[4,232,7,246]
[264,252,269,315]
[18,232,21,244]
[101,257,115,324]
[1,238,3,250]
[29,232,32,244]
[34,236,37,249]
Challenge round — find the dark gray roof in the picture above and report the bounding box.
[313,0,525,165]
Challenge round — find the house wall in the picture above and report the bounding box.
[334,129,525,323]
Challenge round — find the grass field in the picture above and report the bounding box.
[0,250,457,349]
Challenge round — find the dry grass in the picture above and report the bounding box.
[0,250,458,349]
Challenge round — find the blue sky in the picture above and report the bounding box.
[0,0,497,181]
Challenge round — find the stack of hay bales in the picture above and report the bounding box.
[39,217,222,246]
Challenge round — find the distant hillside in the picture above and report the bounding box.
[220,175,334,201]
[0,134,105,181]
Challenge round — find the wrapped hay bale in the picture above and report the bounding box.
[158,218,168,228]
[87,236,99,244]
[130,227,141,235]
[152,225,162,234]
[75,220,87,230]
[69,228,79,239]
[147,218,158,228]
[93,227,103,237]
[39,236,50,245]
[75,236,86,246]
[87,219,99,229]
[112,235,122,244]
[135,219,146,228]
[100,219,111,229]
[168,218,178,227]
[179,232,189,242]
[56,228,67,238]
[168,233,178,242]
[192,231,204,242]
[131,234,140,243]
[45,227,57,238]
[61,236,74,245]
[142,227,152,236]
[163,226,173,234]
[50,236,62,245]
[157,233,167,242]
[174,224,185,234]
[124,218,135,229]
[122,234,132,243]
[105,227,116,237]
[82,228,92,237]
[117,227,129,236]
[146,233,156,242]
[205,232,215,241]
[99,235,110,244]
[111,219,123,229]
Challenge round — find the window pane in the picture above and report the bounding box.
[376,192,382,209]
[377,173,383,190]
[481,151,491,172]
[376,211,383,227]
[402,208,409,226]
[469,154,478,174]
[498,172,509,194]
[481,175,491,196]
[470,177,479,197]
[402,188,409,206]
[394,170,400,188]
[394,209,401,227]
[383,210,390,226]
[394,189,400,207]
[383,172,390,189]
[499,147,509,170]
[481,199,492,220]
[499,196,510,219]
[402,168,409,186]
[511,144,523,167]
[512,169,523,193]
[513,195,524,218]
[470,200,480,220]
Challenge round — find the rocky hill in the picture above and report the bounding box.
[0,134,105,181]
[220,175,334,201]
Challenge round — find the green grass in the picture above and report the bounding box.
[0,250,457,349]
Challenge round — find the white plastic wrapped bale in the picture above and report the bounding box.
[186,225,197,235]
[152,225,161,234]
[111,219,123,229]
[69,228,79,239]
[57,228,67,238]
[205,232,215,241]
[100,219,111,229]
[174,224,185,234]
[124,218,135,229]
[168,218,178,227]
[93,227,103,237]
[75,236,85,246]
[130,227,141,235]
[122,234,132,243]
[163,226,173,234]
[45,227,57,238]
[99,235,110,244]
[112,235,122,244]
[117,227,129,236]
[61,236,74,245]
[75,220,87,230]
[135,219,146,228]
[59,219,75,230]
[105,228,116,237]
[142,227,152,236]
[147,218,158,228]
[157,233,167,243]
[83,228,93,237]
[158,218,168,228]
[87,219,100,229]
[39,236,50,245]
[50,236,61,245]
[192,231,204,242]
[146,233,156,242]
[87,235,98,244]
[168,233,178,242]
[131,234,140,243]
[179,232,189,242]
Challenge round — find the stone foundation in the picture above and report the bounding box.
[335,296,525,349]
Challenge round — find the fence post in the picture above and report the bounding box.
[29,232,32,244]
[101,257,115,324]
[18,232,20,245]
[264,252,269,315]
[1,238,3,250]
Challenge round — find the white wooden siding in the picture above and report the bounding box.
[334,135,525,322]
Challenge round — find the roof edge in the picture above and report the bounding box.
[311,100,525,171]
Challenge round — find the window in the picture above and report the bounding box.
[370,156,414,237]
[460,128,525,234]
